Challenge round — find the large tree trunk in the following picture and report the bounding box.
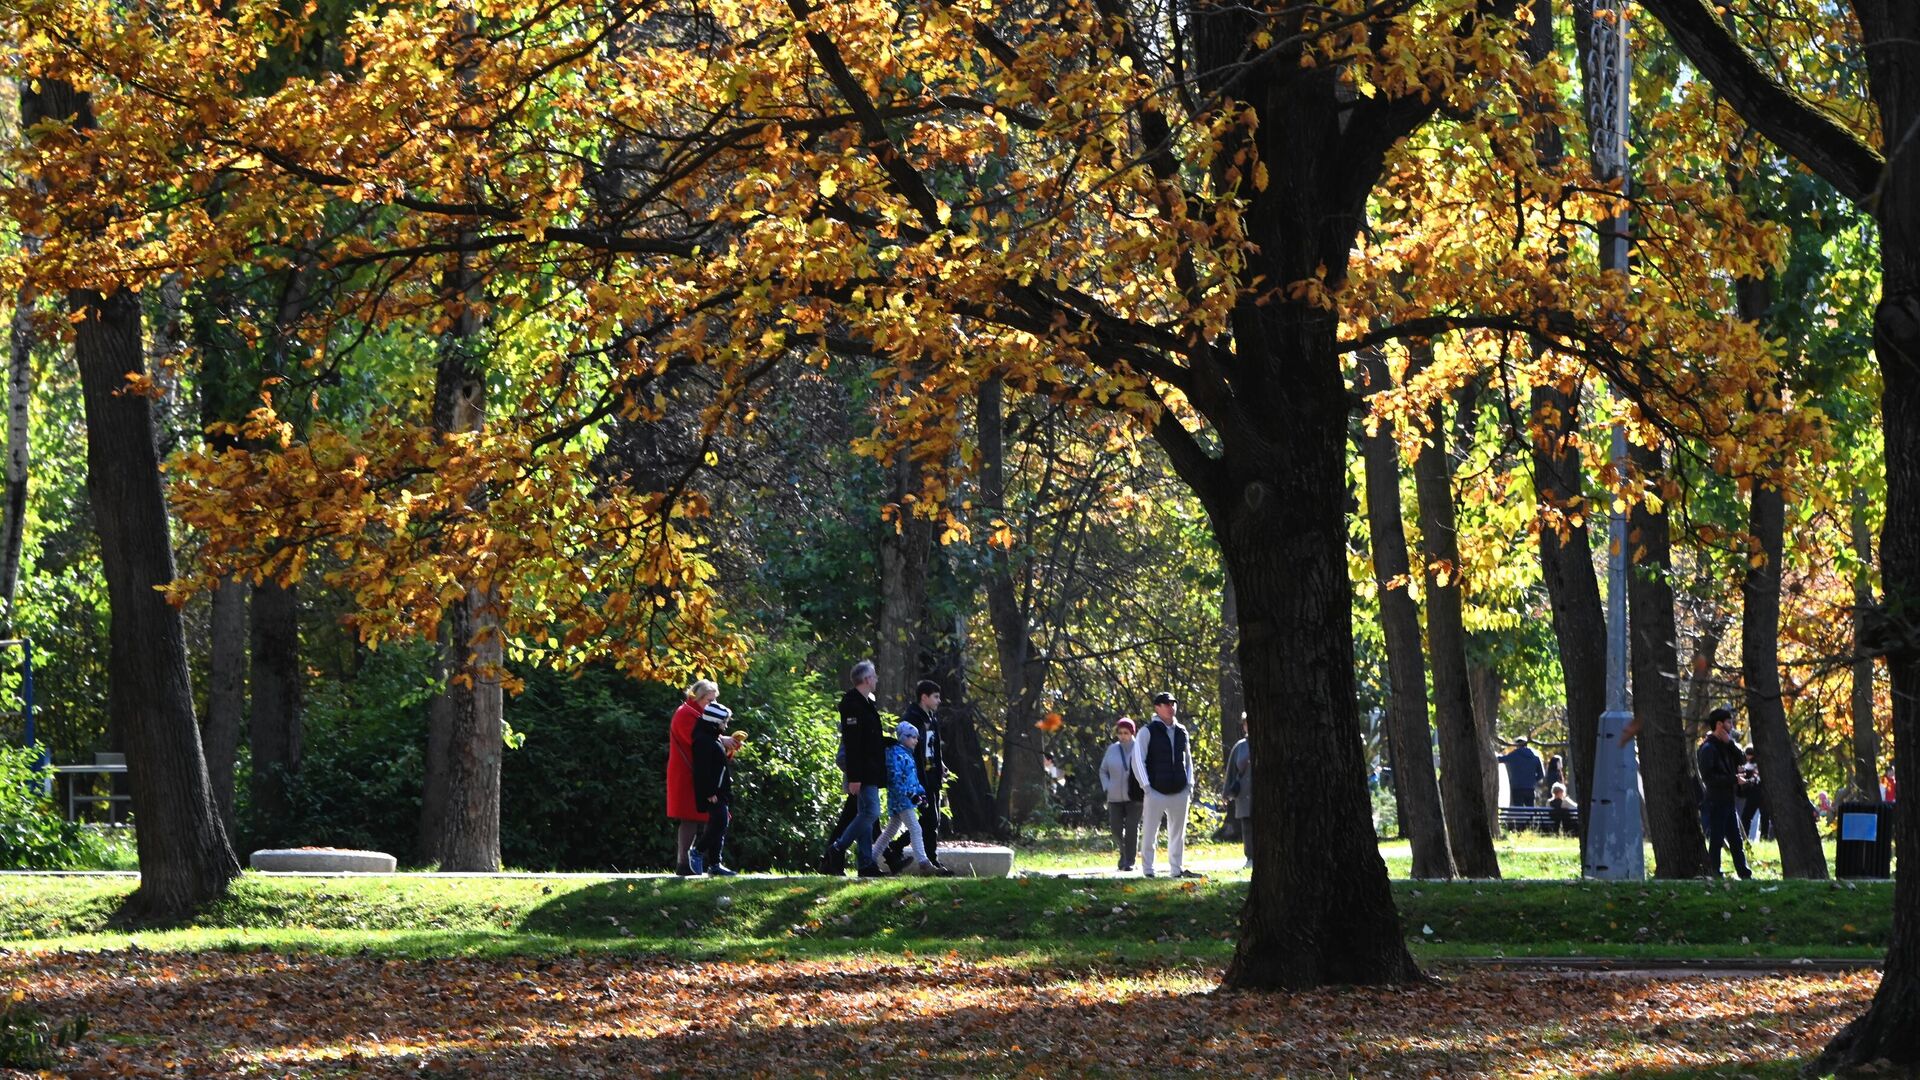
[203,580,246,841]
[247,580,302,846]
[1851,482,1882,800]
[1468,661,1504,839]
[1356,353,1453,879]
[36,78,238,918]
[1216,312,1420,990]
[1741,471,1827,878]
[2,272,32,625]
[978,378,1046,825]
[1218,572,1245,757]
[1412,386,1500,878]
[417,256,504,871]
[1625,441,1707,878]
[1529,379,1607,833]
[1683,620,1724,727]
[876,446,932,714]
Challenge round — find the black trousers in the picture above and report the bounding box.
[1705,798,1751,877]
[697,799,730,868]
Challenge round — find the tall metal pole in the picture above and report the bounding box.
[1582,0,1645,880]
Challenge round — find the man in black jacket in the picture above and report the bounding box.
[1697,707,1753,879]
[823,660,888,877]
[886,680,955,876]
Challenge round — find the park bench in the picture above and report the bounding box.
[1498,805,1580,834]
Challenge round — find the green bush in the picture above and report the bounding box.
[284,644,843,872]
[0,745,112,870]
[499,648,841,872]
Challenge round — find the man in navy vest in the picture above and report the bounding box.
[1131,691,1202,878]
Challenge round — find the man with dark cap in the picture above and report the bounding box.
[1131,691,1201,878]
[1697,707,1753,879]
[1498,736,1545,807]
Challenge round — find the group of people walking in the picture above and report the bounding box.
[663,664,1249,878]
[1095,692,1242,878]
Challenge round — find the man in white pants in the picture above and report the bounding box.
[1132,691,1202,879]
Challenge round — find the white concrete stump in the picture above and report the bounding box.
[250,848,397,873]
[937,844,1014,878]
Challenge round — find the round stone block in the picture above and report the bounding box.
[250,848,397,873]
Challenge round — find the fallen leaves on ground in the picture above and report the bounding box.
[0,950,1873,1077]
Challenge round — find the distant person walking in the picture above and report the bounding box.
[1098,718,1144,872]
[666,679,719,876]
[1738,748,1770,842]
[1498,737,1545,807]
[1223,734,1252,869]
[1133,691,1200,879]
[1697,707,1753,879]
[823,660,887,877]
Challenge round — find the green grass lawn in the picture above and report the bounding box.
[0,868,1890,964]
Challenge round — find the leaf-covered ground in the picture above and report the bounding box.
[3,950,1873,1077]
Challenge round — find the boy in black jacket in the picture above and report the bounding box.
[690,701,738,876]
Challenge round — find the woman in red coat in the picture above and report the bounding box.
[668,679,718,874]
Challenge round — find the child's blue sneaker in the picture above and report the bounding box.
[688,851,705,875]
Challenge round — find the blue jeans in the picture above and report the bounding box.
[832,784,883,869]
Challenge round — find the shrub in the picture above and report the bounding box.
[285,644,843,872]
[0,746,111,870]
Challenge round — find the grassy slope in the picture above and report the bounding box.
[0,873,1889,963]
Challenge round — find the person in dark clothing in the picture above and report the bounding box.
[690,702,737,876]
[1498,737,1545,806]
[1544,754,1565,793]
[1697,707,1753,879]
[1737,748,1770,841]
[885,680,955,876]
[823,660,888,877]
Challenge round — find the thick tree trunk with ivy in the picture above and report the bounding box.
[36,78,239,918]
[1468,661,1503,838]
[921,564,998,835]
[1357,353,1454,879]
[1412,391,1500,878]
[203,581,246,840]
[1625,441,1707,878]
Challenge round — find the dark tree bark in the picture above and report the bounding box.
[1851,483,1882,800]
[1530,378,1607,837]
[921,567,998,835]
[203,579,246,841]
[2,84,34,627]
[1684,620,1725,727]
[1412,384,1500,878]
[978,378,1046,825]
[1195,50,1422,989]
[876,446,933,714]
[1218,572,1246,757]
[32,78,239,918]
[1625,441,1707,878]
[1741,469,1828,878]
[417,256,504,871]
[1628,3,1904,1055]
[1468,661,1503,838]
[248,580,303,846]
[1357,352,1454,879]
